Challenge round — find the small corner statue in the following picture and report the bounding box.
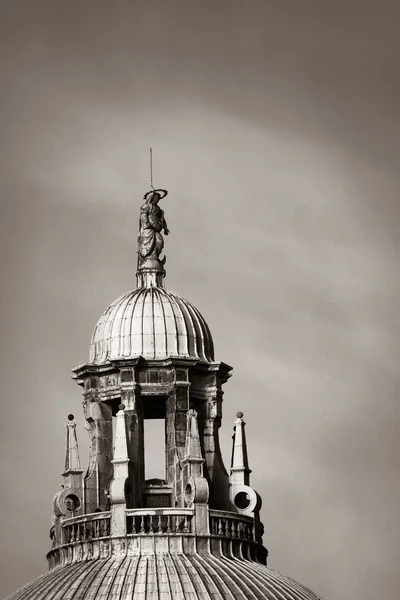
[137,188,169,271]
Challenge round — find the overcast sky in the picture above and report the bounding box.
[0,2,399,599]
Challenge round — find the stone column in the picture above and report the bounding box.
[166,367,191,506]
[120,367,144,508]
[83,390,113,513]
[190,363,232,510]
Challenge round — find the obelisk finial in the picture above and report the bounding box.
[63,414,83,477]
[230,412,251,486]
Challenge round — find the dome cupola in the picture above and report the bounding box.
[6,185,325,600]
[89,188,214,365]
[90,288,214,364]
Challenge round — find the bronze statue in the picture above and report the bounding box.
[137,189,169,269]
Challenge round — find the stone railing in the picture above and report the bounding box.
[126,508,193,535]
[61,511,111,544]
[208,509,267,563]
[47,507,267,568]
[209,509,255,542]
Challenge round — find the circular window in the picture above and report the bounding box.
[65,494,81,512]
[234,491,251,510]
[185,483,193,506]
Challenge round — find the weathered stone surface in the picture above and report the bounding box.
[8,555,322,600]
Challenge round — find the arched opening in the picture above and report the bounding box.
[142,395,172,508]
[144,418,166,481]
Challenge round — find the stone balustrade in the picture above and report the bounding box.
[126,507,193,535]
[47,507,266,569]
[209,509,255,542]
[61,511,111,544]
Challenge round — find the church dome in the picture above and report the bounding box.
[6,555,322,600]
[89,286,214,364]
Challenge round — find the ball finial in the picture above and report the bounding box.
[67,414,74,421]
[236,411,244,419]
[118,403,125,411]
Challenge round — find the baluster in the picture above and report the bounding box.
[231,519,236,538]
[183,515,189,533]
[212,518,217,535]
[149,516,154,534]
[166,515,172,533]
[157,515,162,534]
[175,515,180,532]
[140,515,145,533]
[239,521,244,538]
[218,518,223,536]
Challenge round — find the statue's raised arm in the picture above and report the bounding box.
[137,189,169,270]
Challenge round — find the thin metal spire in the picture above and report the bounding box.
[150,147,154,190]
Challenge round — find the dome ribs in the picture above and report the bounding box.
[176,554,214,600]
[170,292,198,359]
[117,292,135,360]
[89,288,214,364]
[163,554,190,598]
[140,288,150,359]
[212,556,279,600]
[163,289,190,358]
[9,557,323,599]
[161,288,180,357]
[125,290,141,359]
[189,302,215,362]
[151,287,168,359]
[187,554,237,600]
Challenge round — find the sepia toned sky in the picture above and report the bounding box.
[0,1,399,599]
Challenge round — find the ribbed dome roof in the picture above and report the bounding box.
[89,287,214,364]
[6,556,322,600]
